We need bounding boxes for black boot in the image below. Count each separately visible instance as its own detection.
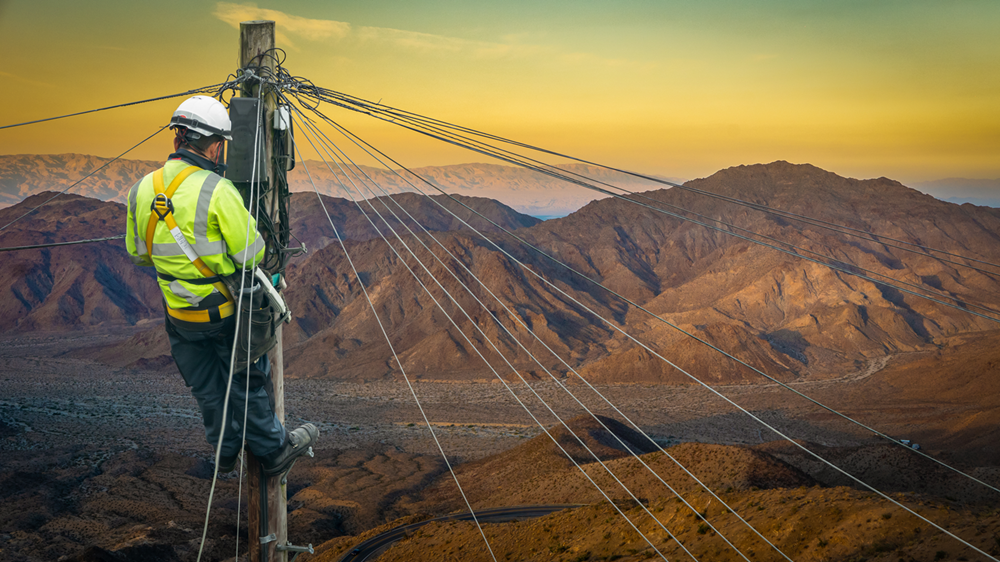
[260,423,318,476]
[217,451,240,473]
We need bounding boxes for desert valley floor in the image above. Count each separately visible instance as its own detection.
[2,330,999,562]
[3,162,1000,561]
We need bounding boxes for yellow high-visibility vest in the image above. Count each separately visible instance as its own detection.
[126,159,266,317]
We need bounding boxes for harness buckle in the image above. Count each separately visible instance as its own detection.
[151,193,174,220]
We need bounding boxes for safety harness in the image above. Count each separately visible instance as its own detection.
[145,166,235,324]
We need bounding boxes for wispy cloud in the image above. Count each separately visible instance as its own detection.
[213,2,350,48]
[212,2,650,69]
[352,25,534,59]
[214,1,528,57]
[0,71,52,87]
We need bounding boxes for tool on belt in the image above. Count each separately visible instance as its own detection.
[145,166,289,371]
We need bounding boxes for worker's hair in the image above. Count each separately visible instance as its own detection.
[175,128,223,152]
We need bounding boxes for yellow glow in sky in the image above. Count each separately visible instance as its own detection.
[0,0,998,183]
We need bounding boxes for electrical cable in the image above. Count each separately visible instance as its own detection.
[0,234,124,252]
[286,101,802,561]
[289,106,778,562]
[0,82,238,130]
[285,97,997,559]
[304,99,1000,325]
[294,86,1000,329]
[292,138,501,562]
[296,97,1000,496]
[310,86,1000,273]
[293,117,678,562]
[0,126,169,233]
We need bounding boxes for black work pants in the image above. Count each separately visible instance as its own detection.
[166,317,285,458]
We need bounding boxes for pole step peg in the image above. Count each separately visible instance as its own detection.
[277,541,315,562]
[276,542,314,554]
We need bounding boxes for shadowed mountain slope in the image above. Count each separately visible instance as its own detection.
[0,190,538,337]
[5,161,1000,388]
[0,193,161,333]
[281,161,1000,382]
[288,191,540,258]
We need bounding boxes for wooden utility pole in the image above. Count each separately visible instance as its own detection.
[239,20,287,562]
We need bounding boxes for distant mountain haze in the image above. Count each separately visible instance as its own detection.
[0,154,678,218]
[908,178,1000,208]
[0,154,159,207]
[3,161,1000,385]
[3,154,996,217]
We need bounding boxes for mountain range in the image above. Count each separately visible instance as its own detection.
[3,159,999,387]
[3,154,996,216]
[0,153,675,217]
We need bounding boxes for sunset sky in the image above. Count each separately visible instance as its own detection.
[0,0,997,183]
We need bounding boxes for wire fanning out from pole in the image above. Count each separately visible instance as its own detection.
[293,138,503,562]
[0,234,125,252]
[313,88,1000,273]
[293,113,691,562]
[7,46,1000,562]
[277,71,999,559]
[287,104,794,562]
[0,126,170,234]
[0,82,242,130]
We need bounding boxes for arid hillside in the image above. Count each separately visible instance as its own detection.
[0,190,537,335]
[0,193,161,333]
[308,415,1000,562]
[277,161,1000,383]
[4,161,1000,387]
[3,336,998,562]
[0,154,159,206]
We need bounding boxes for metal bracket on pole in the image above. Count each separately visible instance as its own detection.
[260,533,278,545]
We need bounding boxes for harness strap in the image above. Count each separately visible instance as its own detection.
[145,166,235,319]
[145,166,199,259]
[157,271,222,285]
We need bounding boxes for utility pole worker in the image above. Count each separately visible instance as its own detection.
[126,95,317,475]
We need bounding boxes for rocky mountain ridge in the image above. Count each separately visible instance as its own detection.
[277,161,1000,382]
[3,161,1000,385]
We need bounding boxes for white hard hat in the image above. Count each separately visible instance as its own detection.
[170,95,233,141]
